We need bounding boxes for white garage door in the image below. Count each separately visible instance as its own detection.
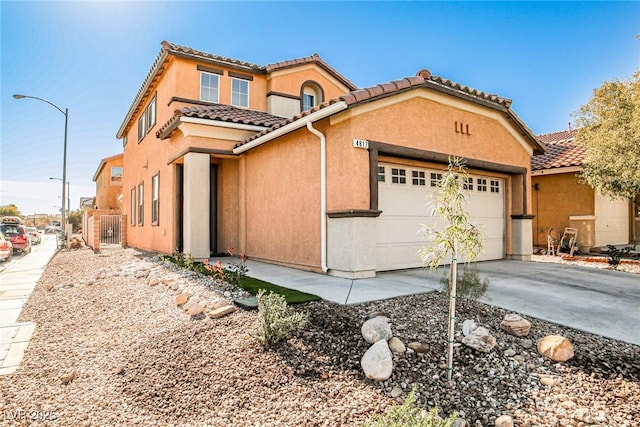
[376,163,505,271]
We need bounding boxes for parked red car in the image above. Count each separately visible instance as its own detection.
[0,231,12,262]
[0,217,31,254]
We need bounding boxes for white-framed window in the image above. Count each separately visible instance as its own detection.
[477,178,487,192]
[200,71,220,103]
[231,78,249,108]
[138,182,144,225]
[412,170,426,186]
[377,166,386,182]
[137,114,146,141]
[110,167,123,186]
[303,93,315,111]
[490,180,500,193]
[430,173,443,187]
[463,177,474,191]
[152,174,159,225]
[137,94,156,141]
[130,188,136,226]
[147,95,156,129]
[391,168,406,184]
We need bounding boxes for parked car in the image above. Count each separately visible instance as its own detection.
[0,231,12,262]
[0,219,31,254]
[26,227,41,245]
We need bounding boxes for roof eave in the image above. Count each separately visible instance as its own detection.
[233,101,348,154]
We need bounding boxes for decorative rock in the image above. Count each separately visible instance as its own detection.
[407,342,429,353]
[388,337,406,353]
[361,340,393,381]
[60,370,78,384]
[504,349,516,357]
[147,277,159,286]
[208,305,237,319]
[175,294,189,306]
[501,313,531,337]
[513,355,525,364]
[494,415,513,427]
[462,319,478,337]
[572,407,593,423]
[390,386,403,398]
[462,326,496,352]
[183,301,196,312]
[210,298,230,309]
[361,317,392,344]
[452,419,468,427]
[540,376,556,386]
[537,335,574,362]
[134,269,149,279]
[520,339,533,349]
[162,278,175,286]
[186,302,204,316]
[96,271,107,280]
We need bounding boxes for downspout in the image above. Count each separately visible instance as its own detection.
[306,121,328,273]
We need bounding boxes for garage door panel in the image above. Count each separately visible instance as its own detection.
[377,163,505,271]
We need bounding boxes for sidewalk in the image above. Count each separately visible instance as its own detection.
[0,235,57,374]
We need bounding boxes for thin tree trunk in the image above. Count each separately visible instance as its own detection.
[447,239,458,382]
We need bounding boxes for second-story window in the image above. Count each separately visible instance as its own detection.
[110,167,123,186]
[231,78,249,108]
[137,94,156,141]
[200,72,220,103]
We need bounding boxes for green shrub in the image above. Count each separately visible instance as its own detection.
[440,264,489,300]
[606,244,636,269]
[250,289,308,349]
[363,390,457,427]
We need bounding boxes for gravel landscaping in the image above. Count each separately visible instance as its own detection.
[1,244,638,426]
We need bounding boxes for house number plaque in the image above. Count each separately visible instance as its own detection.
[353,139,369,149]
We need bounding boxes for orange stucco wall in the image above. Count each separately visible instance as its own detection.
[95,155,123,210]
[235,94,534,270]
[531,173,594,247]
[267,65,353,102]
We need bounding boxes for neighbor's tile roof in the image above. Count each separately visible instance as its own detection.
[531,129,585,170]
[237,70,542,153]
[156,104,285,140]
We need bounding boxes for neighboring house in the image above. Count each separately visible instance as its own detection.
[116,41,543,278]
[531,129,638,251]
[93,153,124,210]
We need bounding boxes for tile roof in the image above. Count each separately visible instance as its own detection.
[266,53,357,91]
[531,129,585,170]
[156,104,285,140]
[117,41,357,138]
[237,70,541,153]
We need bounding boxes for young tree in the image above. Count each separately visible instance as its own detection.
[419,157,484,382]
[573,70,640,200]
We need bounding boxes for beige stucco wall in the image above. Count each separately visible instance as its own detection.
[95,155,123,210]
[531,173,595,247]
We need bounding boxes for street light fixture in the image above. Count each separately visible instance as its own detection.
[13,94,69,237]
[49,177,70,211]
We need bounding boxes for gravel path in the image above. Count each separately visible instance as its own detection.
[1,245,638,426]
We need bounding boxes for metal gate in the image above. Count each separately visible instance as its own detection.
[100,215,121,247]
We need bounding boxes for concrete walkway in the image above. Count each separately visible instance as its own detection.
[0,235,57,374]
[225,257,640,346]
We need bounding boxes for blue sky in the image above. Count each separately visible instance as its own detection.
[1,1,638,216]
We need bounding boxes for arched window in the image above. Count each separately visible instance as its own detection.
[300,81,324,112]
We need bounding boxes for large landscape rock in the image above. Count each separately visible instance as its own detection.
[462,326,496,352]
[361,340,393,381]
[537,335,574,362]
[361,317,392,344]
[501,313,532,337]
[388,336,406,353]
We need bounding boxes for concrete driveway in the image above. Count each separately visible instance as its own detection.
[236,258,640,346]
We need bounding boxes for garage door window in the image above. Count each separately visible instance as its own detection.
[464,177,474,191]
[430,173,442,187]
[491,180,500,193]
[377,166,386,182]
[478,178,487,192]
[391,168,406,184]
[412,170,426,186]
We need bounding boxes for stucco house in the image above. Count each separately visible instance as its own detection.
[531,129,639,252]
[92,153,124,210]
[116,41,544,278]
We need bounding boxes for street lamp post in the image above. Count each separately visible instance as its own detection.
[49,177,70,212]
[13,94,68,237]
